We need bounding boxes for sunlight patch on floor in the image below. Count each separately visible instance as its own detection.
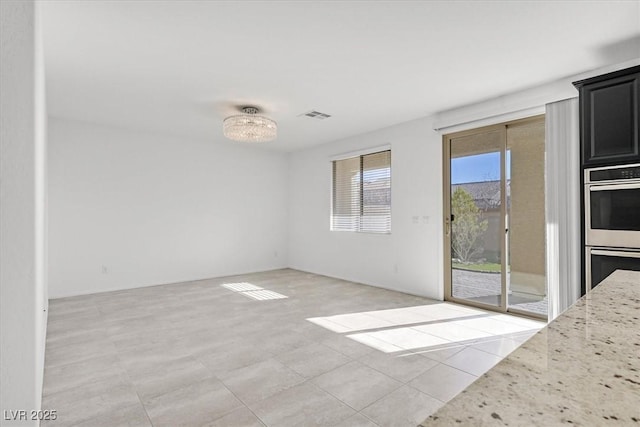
[307,302,544,354]
[221,282,288,301]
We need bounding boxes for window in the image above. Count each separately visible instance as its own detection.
[332,150,391,233]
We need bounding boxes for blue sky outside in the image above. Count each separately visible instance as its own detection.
[451,151,511,184]
[358,152,509,184]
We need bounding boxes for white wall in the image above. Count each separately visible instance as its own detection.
[433,58,640,133]
[288,117,444,299]
[287,59,640,304]
[0,0,48,424]
[48,118,288,298]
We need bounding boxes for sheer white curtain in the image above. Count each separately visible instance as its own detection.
[545,98,581,320]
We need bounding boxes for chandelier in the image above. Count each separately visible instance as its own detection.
[223,107,277,142]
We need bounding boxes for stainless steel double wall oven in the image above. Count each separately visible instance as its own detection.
[584,163,640,289]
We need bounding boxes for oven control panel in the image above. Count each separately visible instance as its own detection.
[588,164,640,182]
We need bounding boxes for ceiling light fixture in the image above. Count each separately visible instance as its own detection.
[223,106,277,143]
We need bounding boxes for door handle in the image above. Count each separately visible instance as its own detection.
[445,217,451,237]
[589,183,640,191]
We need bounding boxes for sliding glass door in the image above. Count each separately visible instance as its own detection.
[443,117,547,318]
[446,128,506,309]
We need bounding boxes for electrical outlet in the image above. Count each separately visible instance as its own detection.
[101,265,108,274]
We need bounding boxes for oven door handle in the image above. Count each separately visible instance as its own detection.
[591,249,640,258]
[589,183,640,191]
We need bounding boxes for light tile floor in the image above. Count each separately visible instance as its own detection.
[42,269,544,427]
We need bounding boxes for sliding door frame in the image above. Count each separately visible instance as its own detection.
[443,115,546,319]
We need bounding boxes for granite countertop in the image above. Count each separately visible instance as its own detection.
[420,269,640,426]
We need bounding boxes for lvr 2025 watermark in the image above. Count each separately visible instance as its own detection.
[3,410,57,421]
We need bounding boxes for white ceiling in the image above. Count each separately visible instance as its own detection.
[41,1,640,151]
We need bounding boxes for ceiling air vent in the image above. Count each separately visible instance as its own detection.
[300,110,332,120]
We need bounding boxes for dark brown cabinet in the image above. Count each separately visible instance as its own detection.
[575,65,640,296]
[574,66,640,166]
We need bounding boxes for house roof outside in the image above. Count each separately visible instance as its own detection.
[451,180,511,210]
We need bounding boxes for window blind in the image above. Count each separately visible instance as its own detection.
[332,150,391,233]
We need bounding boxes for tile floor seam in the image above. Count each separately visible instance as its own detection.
[355,410,382,426]
[279,354,355,381]
[359,385,452,427]
[467,341,519,359]
[411,344,466,363]
[407,324,493,343]
[371,329,457,354]
[304,380,363,425]
[355,353,427,385]
[44,337,154,427]
[135,372,254,425]
[130,384,156,427]
[408,362,480,403]
[310,362,405,414]
[440,360,490,378]
[404,382,447,405]
[111,344,155,427]
[293,379,367,422]
[309,379,365,414]
[318,361,357,380]
[411,386,457,405]
[360,313,496,332]
[191,349,242,395]
[216,358,307,408]
[356,378,408,410]
[194,352,275,383]
[209,381,266,427]
[451,323,536,338]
